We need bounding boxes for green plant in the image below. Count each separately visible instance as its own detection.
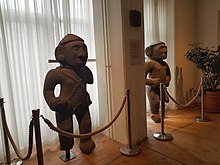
[185,43,220,91]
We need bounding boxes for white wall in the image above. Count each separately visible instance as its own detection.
[107,0,147,144]
[106,0,127,143]
[170,0,220,107]
[93,0,147,144]
[121,0,147,144]
[92,0,110,136]
[93,0,126,142]
[166,0,176,109]
[174,0,199,106]
[92,0,220,144]
[197,0,220,48]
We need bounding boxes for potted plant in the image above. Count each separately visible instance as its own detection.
[185,43,220,112]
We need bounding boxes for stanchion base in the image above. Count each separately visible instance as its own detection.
[60,152,76,162]
[120,144,141,156]
[11,158,22,165]
[0,158,23,165]
[0,160,23,165]
[195,116,210,122]
[153,132,173,141]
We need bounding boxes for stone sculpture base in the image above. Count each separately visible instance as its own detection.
[60,151,76,162]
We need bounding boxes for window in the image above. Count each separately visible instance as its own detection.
[0,0,99,161]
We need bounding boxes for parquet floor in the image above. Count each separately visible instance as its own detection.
[23,105,220,165]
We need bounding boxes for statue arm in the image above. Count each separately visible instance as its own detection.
[146,77,162,86]
[165,64,171,87]
[145,61,161,86]
[43,70,68,111]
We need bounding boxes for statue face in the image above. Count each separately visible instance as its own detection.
[63,41,88,68]
[152,43,167,60]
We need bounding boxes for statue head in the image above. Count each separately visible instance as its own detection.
[55,34,88,68]
[145,41,167,60]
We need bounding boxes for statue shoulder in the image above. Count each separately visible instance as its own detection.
[79,66,93,84]
[80,66,92,74]
[46,67,62,74]
[145,59,158,67]
[161,61,170,68]
[45,67,68,79]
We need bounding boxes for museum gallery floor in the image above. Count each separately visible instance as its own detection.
[24,104,220,165]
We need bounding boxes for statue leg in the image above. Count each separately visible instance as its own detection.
[56,111,76,161]
[75,105,95,155]
[56,111,74,150]
[147,89,161,123]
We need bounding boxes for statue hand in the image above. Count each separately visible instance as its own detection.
[153,78,161,86]
[49,97,68,111]
[165,76,171,87]
[67,89,92,114]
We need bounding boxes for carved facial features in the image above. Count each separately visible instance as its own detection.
[63,41,88,68]
[152,43,167,60]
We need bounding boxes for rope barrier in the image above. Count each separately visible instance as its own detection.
[164,83,201,107]
[0,98,34,163]
[153,79,209,142]
[0,90,128,164]
[2,111,34,161]
[0,80,204,163]
[6,121,34,160]
[0,79,203,163]
[41,90,127,138]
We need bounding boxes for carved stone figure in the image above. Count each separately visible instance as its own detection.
[145,41,171,123]
[43,34,95,159]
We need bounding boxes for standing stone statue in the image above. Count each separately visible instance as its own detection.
[145,41,171,123]
[43,34,95,160]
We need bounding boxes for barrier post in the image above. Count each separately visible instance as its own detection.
[196,78,210,122]
[120,89,141,156]
[0,98,11,164]
[153,84,173,141]
[32,109,44,165]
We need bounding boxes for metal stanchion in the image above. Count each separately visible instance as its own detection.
[0,98,11,164]
[196,78,210,122]
[0,98,23,165]
[32,109,44,165]
[120,89,141,156]
[153,84,173,141]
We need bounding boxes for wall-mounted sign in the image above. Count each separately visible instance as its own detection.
[130,39,142,65]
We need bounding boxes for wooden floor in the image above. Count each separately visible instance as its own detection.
[23,105,220,165]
